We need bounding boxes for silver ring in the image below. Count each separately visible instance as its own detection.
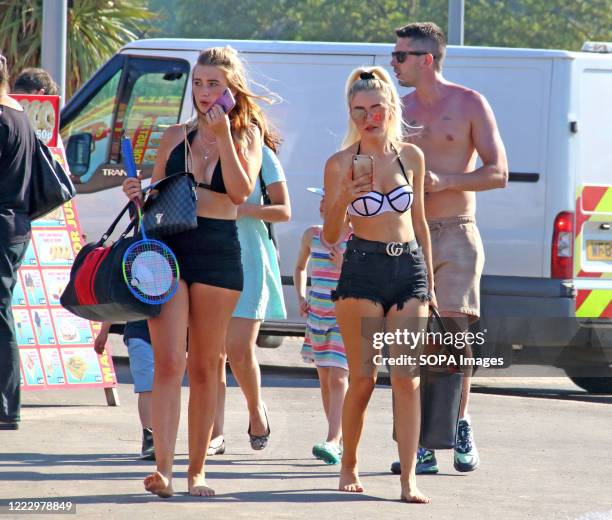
[385,242,403,256]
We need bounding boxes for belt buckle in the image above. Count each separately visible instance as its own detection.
[385,241,403,256]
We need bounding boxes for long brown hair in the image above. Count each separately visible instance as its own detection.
[191,46,280,153]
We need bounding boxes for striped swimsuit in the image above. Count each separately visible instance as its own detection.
[301,227,350,370]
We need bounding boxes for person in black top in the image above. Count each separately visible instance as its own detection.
[122,47,275,498]
[0,53,37,430]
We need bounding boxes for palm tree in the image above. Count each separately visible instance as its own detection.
[0,0,156,98]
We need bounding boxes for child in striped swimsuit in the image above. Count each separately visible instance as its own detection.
[294,189,351,464]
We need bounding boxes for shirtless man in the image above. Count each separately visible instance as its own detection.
[389,22,508,475]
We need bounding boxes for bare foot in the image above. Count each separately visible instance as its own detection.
[188,474,215,497]
[339,466,364,492]
[143,471,173,498]
[400,479,430,504]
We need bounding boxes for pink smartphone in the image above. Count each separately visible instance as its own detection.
[211,88,236,114]
[352,154,373,180]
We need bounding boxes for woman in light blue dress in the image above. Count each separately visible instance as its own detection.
[209,145,290,454]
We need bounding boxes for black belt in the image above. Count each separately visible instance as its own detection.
[348,236,419,257]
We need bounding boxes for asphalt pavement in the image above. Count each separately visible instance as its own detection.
[1,337,612,520]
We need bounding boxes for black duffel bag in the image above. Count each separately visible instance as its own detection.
[60,201,161,322]
[419,308,464,450]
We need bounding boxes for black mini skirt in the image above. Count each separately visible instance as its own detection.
[163,216,243,291]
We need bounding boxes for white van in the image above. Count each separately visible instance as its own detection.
[60,39,612,392]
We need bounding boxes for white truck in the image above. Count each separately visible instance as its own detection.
[60,39,612,392]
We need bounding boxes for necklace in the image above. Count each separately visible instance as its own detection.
[198,130,217,160]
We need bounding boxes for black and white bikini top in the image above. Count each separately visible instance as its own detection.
[347,143,413,217]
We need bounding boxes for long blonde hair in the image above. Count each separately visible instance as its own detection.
[190,46,279,153]
[341,66,404,149]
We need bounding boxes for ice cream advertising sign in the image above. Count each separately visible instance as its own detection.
[16,199,117,391]
[9,96,117,391]
[11,93,60,146]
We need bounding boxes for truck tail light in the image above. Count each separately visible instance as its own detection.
[551,211,574,279]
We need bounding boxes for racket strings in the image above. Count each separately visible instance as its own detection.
[124,241,179,303]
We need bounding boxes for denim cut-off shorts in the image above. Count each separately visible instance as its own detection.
[331,235,430,315]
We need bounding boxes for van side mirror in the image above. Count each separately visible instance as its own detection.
[66,132,92,177]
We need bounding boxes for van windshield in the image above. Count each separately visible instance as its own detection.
[61,56,189,194]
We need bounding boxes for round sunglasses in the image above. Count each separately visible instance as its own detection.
[350,106,387,124]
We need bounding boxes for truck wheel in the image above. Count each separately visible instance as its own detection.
[256,334,283,349]
[567,375,612,394]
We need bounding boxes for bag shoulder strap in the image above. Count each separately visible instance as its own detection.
[99,200,137,245]
[184,124,193,174]
[259,168,270,205]
[429,307,460,356]
[257,167,275,241]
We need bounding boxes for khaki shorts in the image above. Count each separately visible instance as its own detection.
[428,216,485,321]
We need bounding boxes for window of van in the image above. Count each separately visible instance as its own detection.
[116,59,189,169]
[61,56,190,194]
[61,67,121,185]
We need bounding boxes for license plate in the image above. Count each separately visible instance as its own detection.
[586,240,612,261]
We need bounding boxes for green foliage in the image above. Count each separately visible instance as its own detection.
[147,0,611,50]
[0,0,156,97]
[465,0,612,49]
[0,1,41,70]
[68,0,156,95]
[1,0,610,100]
[147,0,436,42]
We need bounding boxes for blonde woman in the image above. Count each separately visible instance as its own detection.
[323,67,435,503]
[123,47,271,498]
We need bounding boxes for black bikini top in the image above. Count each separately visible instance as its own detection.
[165,129,227,194]
[348,143,413,217]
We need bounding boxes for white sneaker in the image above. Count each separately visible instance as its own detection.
[207,435,226,456]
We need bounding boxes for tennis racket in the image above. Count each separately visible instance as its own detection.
[121,134,180,305]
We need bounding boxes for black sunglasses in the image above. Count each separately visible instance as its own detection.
[391,50,434,64]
